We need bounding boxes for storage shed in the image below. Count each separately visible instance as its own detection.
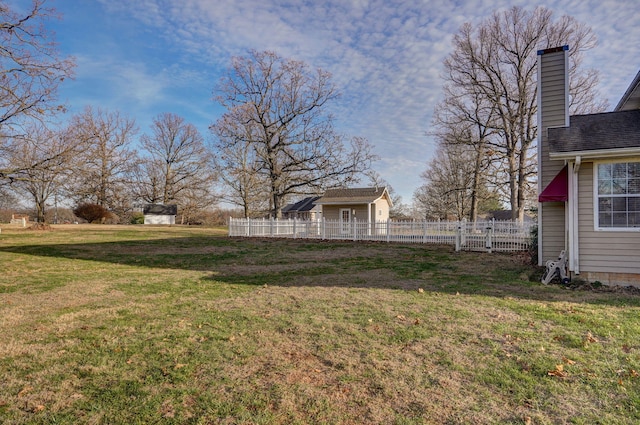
[143,204,177,225]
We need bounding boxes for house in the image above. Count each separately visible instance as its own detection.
[537,45,640,286]
[315,187,392,234]
[143,204,177,225]
[281,196,321,220]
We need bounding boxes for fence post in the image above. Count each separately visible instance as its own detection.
[455,221,461,251]
[353,218,357,241]
[386,219,390,243]
[423,220,428,244]
[322,217,326,239]
[485,220,493,253]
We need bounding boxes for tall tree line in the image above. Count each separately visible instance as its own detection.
[415,6,607,221]
[1,3,377,223]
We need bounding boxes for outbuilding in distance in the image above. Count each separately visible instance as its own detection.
[143,204,178,225]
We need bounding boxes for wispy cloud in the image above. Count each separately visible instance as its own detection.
[64,0,640,202]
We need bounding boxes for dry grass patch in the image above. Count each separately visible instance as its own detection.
[1,226,640,424]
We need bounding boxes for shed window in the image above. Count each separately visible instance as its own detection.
[596,162,640,229]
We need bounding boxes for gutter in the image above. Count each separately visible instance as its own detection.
[550,147,640,161]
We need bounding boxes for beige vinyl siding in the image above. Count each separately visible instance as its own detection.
[577,163,640,275]
[374,199,390,221]
[539,51,568,129]
[321,206,340,221]
[538,49,568,262]
[321,205,369,221]
[351,206,369,221]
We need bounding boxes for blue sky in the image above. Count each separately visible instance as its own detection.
[19,0,640,204]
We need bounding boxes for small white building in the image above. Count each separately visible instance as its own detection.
[143,204,177,225]
[315,187,392,235]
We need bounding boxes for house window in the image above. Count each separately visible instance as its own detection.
[596,162,640,229]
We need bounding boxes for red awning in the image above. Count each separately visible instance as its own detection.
[539,165,568,202]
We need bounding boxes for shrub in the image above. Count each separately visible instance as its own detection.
[130,212,144,224]
[528,225,538,265]
[73,203,113,223]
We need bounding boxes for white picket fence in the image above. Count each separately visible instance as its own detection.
[228,218,535,253]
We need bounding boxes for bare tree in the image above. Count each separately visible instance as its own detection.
[136,113,216,217]
[414,142,481,221]
[130,158,163,204]
[442,6,606,221]
[431,85,498,222]
[211,115,269,217]
[211,50,377,218]
[5,124,77,222]
[0,0,75,183]
[364,170,409,219]
[66,106,138,218]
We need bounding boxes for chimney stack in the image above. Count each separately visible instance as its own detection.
[537,45,569,266]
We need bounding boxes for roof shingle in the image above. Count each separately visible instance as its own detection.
[315,187,388,204]
[548,109,640,153]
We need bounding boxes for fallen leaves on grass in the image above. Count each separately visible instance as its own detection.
[17,386,33,397]
[585,332,599,344]
[548,364,567,378]
[548,356,578,378]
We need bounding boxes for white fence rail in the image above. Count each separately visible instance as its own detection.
[229,218,535,253]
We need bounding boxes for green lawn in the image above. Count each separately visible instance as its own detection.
[1,224,639,424]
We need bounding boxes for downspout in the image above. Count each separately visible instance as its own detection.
[566,160,571,269]
[572,156,581,274]
[536,54,544,266]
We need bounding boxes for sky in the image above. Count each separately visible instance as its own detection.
[17,0,640,205]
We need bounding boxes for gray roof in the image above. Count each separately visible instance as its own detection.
[615,69,640,111]
[315,187,389,205]
[548,109,640,154]
[143,204,177,215]
[282,196,320,213]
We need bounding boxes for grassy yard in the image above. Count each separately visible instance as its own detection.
[1,224,639,424]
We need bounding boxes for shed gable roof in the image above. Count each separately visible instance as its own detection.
[548,109,640,155]
[315,187,391,205]
[143,204,178,215]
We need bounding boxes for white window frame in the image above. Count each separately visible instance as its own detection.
[593,160,640,231]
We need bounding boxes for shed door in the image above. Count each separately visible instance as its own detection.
[340,208,351,234]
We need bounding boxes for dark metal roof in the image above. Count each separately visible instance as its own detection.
[143,204,178,215]
[547,109,640,153]
[282,196,320,213]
